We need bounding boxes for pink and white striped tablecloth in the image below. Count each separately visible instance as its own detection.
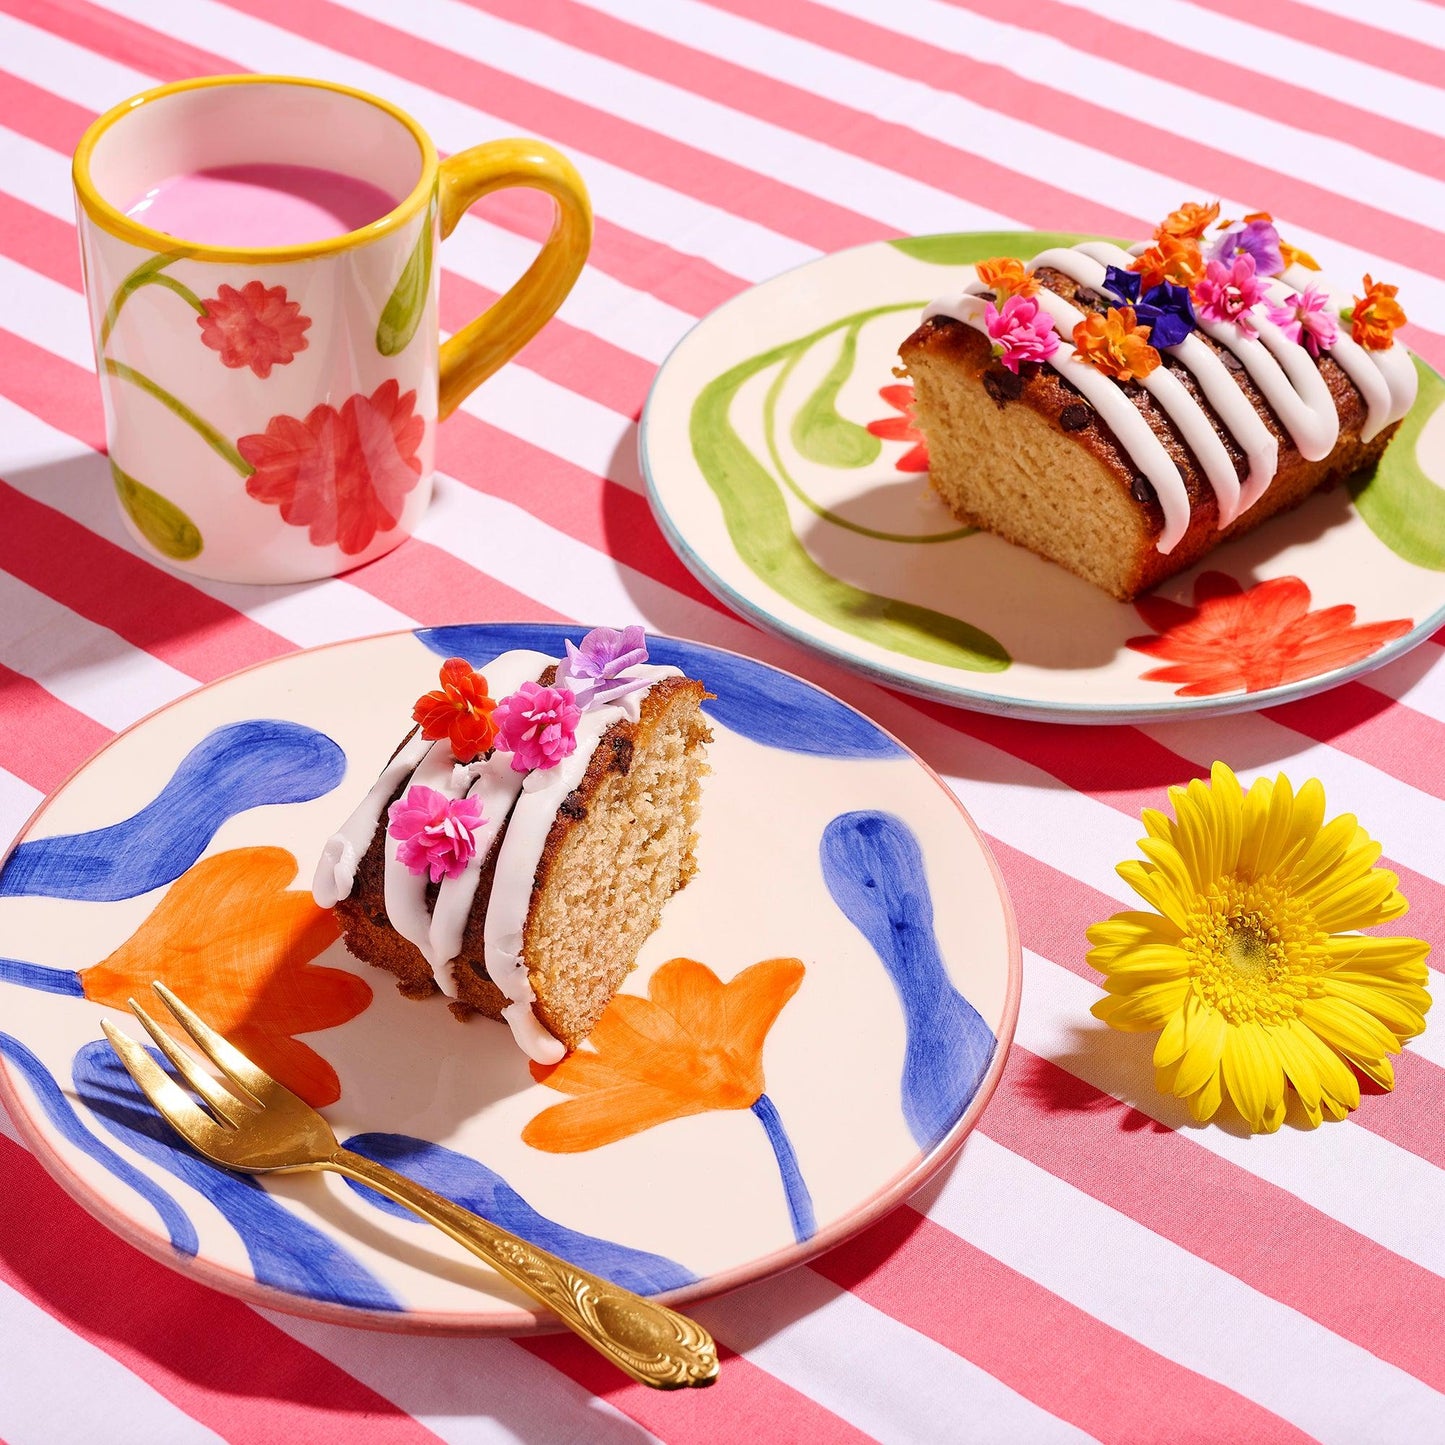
[2,1,1444,1440]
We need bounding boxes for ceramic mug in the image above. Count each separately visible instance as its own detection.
[72,74,592,583]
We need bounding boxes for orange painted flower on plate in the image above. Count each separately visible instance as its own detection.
[524,955,805,1152]
[1128,572,1413,698]
[80,847,367,1107]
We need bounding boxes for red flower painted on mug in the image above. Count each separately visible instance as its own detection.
[866,384,929,472]
[238,380,425,555]
[1128,572,1412,697]
[197,281,311,379]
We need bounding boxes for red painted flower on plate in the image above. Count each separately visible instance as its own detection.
[197,281,311,379]
[1128,572,1412,697]
[866,384,929,472]
[238,379,425,555]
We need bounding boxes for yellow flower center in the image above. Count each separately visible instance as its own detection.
[1183,875,1327,1025]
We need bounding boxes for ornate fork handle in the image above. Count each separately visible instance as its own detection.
[330,1149,718,1387]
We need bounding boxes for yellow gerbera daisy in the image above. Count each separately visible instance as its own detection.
[1087,761,1431,1133]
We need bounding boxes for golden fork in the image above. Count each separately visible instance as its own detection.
[102,982,719,1389]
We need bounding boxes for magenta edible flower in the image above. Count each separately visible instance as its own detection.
[494,681,582,773]
[387,786,485,883]
[1266,284,1339,358]
[1193,255,1270,337]
[984,294,1059,374]
[559,625,651,709]
[1211,219,1283,278]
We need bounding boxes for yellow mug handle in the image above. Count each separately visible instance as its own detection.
[435,138,592,421]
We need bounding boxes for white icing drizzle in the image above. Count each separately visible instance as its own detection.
[483,663,680,1064]
[312,729,432,908]
[921,237,1415,547]
[1078,242,1279,518]
[1032,246,1243,530]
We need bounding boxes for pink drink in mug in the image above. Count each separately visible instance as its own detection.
[74,75,592,584]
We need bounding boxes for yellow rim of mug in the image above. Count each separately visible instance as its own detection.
[73,73,438,262]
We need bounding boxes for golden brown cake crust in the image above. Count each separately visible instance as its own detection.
[899,266,1400,600]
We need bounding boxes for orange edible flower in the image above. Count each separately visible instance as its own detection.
[1279,238,1320,271]
[1130,233,1205,290]
[1351,274,1407,350]
[80,848,364,1107]
[1155,199,1219,241]
[1242,210,1273,225]
[412,657,498,761]
[524,955,805,1151]
[1072,306,1161,382]
[974,255,1038,302]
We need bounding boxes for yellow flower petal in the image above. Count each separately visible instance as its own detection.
[1321,976,1428,1042]
[1184,1063,1224,1123]
[1172,1005,1228,1096]
[1311,870,1408,933]
[1091,979,1191,1030]
[1298,995,1400,1065]
[1220,1021,1285,1132]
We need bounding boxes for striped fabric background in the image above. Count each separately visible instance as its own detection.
[1,1,1443,1440]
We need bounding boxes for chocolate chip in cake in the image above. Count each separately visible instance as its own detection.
[983,366,1023,405]
[1131,477,1157,505]
[1059,402,1093,432]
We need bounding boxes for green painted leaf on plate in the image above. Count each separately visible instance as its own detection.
[111,462,203,560]
[690,305,1010,674]
[789,323,881,469]
[376,203,435,357]
[1351,357,1445,570]
[888,231,1120,267]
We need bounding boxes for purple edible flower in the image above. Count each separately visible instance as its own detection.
[1211,220,1283,279]
[1136,281,1198,348]
[1103,268,1196,349]
[558,624,652,709]
[1102,265,1141,307]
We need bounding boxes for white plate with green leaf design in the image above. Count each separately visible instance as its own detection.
[640,232,1445,721]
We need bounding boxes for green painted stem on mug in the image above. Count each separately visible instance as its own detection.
[763,336,973,545]
[110,461,204,561]
[1350,357,1445,570]
[690,303,1010,674]
[99,251,203,347]
[104,358,253,477]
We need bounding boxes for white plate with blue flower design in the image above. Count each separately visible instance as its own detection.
[640,231,1445,722]
[0,625,1019,1333]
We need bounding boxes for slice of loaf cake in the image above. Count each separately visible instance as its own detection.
[313,629,711,1063]
[900,209,1416,600]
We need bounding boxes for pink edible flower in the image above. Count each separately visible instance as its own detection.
[387,786,485,883]
[1265,284,1339,358]
[983,294,1059,374]
[1193,255,1269,337]
[494,681,582,773]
